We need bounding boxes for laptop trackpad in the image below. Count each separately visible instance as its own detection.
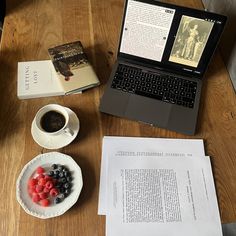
[125,95,171,127]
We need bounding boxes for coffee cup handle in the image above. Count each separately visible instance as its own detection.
[64,127,74,136]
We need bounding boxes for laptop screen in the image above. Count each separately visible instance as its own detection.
[118,0,226,77]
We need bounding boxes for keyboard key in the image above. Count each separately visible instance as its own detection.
[189,103,194,108]
[112,64,197,109]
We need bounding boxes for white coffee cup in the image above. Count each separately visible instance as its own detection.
[34,104,74,136]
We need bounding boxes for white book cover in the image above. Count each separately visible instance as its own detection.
[17,60,65,99]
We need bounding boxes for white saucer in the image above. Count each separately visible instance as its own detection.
[16,152,83,219]
[31,107,80,149]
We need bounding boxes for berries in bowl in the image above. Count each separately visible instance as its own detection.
[16,152,83,219]
[28,164,74,207]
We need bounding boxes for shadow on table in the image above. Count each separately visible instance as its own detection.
[222,223,236,236]
[64,104,99,209]
[195,52,226,135]
[85,43,115,86]
[68,153,96,210]
[0,49,22,144]
[6,0,31,14]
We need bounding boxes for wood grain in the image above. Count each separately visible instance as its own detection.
[0,0,236,235]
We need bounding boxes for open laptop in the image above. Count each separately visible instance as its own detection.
[99,0,226,135]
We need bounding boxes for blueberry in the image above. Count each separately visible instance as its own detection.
[54,170,59,175]
[66,176,73,182]
[58,165,63,171]
[53,174,59,179]
[64,171,71,177]
[52,164,58,170]
[62,167,68,172]
[48,170,54,177]
[60,177,67,183]
[58,172,64,178]
[55,182,62,188]
[64,182,71,189]
[60,187,65,193]
[54,197,61,204]
[58,193,65,200]
[65,188,71,196]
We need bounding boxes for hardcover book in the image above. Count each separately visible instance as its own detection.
[17,60,65,99]
[48,41,100,94]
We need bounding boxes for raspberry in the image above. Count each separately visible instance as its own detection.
[43,187,50,193]
[40,199,50,207]
[38,178,47,186]
[45,181,54,190]
[28,178,38,187]
[28,186,37,196]
[39,192,48,199]
[36,166,45,174]
[36,174,45,180]
[35,185,44,193]
[44,175,52,181]
[50,188,59,197]
[32,194,41,203]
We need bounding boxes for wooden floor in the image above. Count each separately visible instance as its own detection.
[0,0,236,235]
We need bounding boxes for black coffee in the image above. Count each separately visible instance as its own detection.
[40,111,66,133]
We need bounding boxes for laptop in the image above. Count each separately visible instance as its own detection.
[99,0,226,135]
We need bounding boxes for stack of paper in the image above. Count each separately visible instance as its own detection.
[98,136,222,236]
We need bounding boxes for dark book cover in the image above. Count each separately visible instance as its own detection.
[48,41,100,94]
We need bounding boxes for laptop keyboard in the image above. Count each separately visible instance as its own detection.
[111,64,197,109]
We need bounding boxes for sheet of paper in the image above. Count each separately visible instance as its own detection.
[106,156,222,236]
[98,136,205,215]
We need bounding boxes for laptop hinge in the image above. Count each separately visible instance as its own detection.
[117,56,201,80]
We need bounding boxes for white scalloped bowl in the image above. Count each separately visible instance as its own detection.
[16,152,83,219]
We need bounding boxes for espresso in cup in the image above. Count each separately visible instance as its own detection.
[40,110,66,133]
[34,104,74,136]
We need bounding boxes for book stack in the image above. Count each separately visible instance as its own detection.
[98,136,223,236]
[17,41,100,99]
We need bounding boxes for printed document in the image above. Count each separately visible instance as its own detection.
[106,155,222,236]
[98,136,205,215]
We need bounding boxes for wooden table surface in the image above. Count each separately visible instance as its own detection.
[0,0,236,235]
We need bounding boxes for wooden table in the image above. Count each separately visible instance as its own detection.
[0,0,235,235]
